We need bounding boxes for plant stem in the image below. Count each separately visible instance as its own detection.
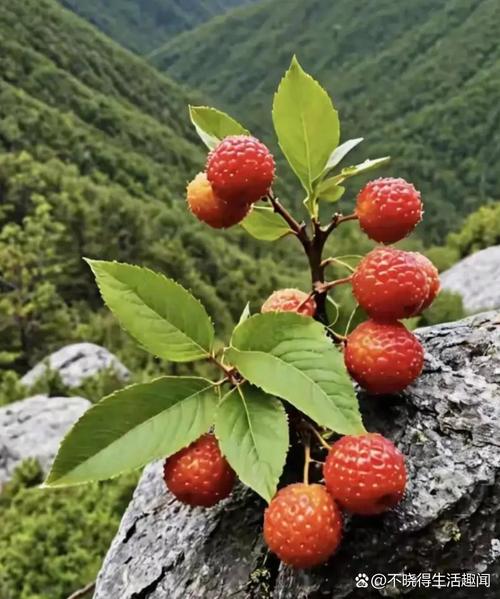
[305,422,332,451]
[209,354,238,385]
[303,437,311,485]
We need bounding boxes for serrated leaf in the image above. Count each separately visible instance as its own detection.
[317,178,345,203]
[86,260,214,362]
[323,138,363,173]
[240,206,292,241]
[272,56,340,195]
[226,313,365,435]
[333,156,391,184]
[189,105,249,150]
[45,377,217,486]
[215,384,288,502]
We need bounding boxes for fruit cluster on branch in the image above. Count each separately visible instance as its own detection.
[46,56,441,571]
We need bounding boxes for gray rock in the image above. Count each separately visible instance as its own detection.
[94,312,500,599]
[0,394,90,487]
[440,246,500,313]
[21,342,130,389]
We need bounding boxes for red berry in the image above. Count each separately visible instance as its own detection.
[187,172,250,228]
[206,135,275,203]
[356,178,423,243]
[261,288,316,317]
[413,253,440,310]
[324,433,407,515]
[264,483,342,568]
[352,247,430,320]
[344,320,424,394]
[163,434,235,507]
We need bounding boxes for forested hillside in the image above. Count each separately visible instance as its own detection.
[0,0,307,374]
[60,0,256,54]
[154,0,500,243]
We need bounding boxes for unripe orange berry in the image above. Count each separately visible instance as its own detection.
[261,288,316,317]
[187,172,251,228]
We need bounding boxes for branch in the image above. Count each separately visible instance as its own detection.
[323,212,358,235]
[315,275,353,293]
[267,191,308,242]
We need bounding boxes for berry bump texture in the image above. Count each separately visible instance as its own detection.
[413,252,440,310]
[187,172,250,229]
[344,320,424,394]
[163,434,235,507]
[356,177,423,243]
[324,433,407,515]
[261,288,316,317]
[352,247,431,320]
[206,135,275,204]
[264,483,343,568]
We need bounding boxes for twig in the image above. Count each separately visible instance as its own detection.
[321,257,356,273]
[344,303,360,336]
[303,435,311,485]
[337,212,358,225]
[66,582,96,599]
[208,354,239,386]
[304,422,332,451]
[315,275,353,294]
[267,191,308,241]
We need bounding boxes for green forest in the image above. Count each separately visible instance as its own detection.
[0,0,498,597]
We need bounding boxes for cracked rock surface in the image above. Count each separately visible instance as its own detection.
[21,342,130,389]
[94,312,500,598]
[0,394,90,486]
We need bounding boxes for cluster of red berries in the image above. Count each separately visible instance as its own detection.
[163,431,407,569]
[187,135,275,228]
[262,178,440,395]
[181,136,436,569]
[347,178,440,394]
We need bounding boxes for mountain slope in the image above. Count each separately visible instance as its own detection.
[60,0,257,54]
[0,0,307,354]
[153,0,500,242]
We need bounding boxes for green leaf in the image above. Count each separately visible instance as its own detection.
[324,138,363,172]
[238,302,252,325]
[226,313,365,435]
[86,260,214,362]
[272,56,340,195]
[45,377,217,486]
[317,178,345,203]
[189,105,249,150]
[215,384,288,502]
[333,156,391,184]
[240,206,292,241]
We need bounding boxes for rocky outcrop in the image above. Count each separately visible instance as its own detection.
[441,246,500,313]
[94,312,500,598]
[21,342,130,389]
[0,394,90,486]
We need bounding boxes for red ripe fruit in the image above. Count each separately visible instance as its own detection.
[356,177,423,243]
[206,135,275,204]
[163,434,235,507]
[352,247,430,320]
[324,433,407,515]
[187,172,250,229]
[261,288,316,317]
[413,253,440,310]
[264,483,343,568]
[344,320,424,394]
